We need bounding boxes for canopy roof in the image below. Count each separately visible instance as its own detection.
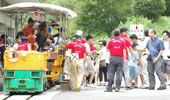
[0,2,77,18]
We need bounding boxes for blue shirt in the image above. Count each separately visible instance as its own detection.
[128,50,139,67]
[146,37,165,61]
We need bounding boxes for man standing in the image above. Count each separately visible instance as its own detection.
[145,29,166,90]
[105,30,126,92]
[22,18,35,36]
[84,34,96,87]
[161,30,170,85]
[61,34,87,90]
[120,27,135,89]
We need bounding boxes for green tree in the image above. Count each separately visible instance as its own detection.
[132,0,166,20]
[77,0,133,36]
[164,0,170,16]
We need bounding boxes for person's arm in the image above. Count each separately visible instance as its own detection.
[123,49,126,65]
[95,52,103,62]
[153,50,163,64]
[129,47,136,62]
[138,51,143,67]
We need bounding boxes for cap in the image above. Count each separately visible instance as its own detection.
[74,35,81,38]
[76,30,83,36]
[21,36,28,40]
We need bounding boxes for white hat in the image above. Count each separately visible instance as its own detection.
[76,30,83,36]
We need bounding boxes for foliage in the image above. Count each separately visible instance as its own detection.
[117,16,170,37]
[77,0,133,36]
[132,0,166,20]
[164,0,170,16]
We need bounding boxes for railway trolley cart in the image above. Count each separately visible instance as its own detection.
[0,2,77,93]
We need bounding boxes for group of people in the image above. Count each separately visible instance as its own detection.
[0,18,63,76]
[0,17,170,93]
[62,27,170,92]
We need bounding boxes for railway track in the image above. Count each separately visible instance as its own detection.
[0,86,61,100]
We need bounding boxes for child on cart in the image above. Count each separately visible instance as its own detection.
[17,36,31,51]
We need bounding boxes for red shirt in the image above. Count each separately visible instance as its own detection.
[107,37,126,57]
[18,42,31,51]
[65,41,86,59]
[81,38,87,44]
[90,44,97,51]
[120,34,132,60]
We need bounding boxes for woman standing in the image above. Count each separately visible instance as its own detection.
[36,22,49,51]
[95,40,107,86]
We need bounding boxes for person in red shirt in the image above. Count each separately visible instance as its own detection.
[22,18,35,36]
[18,36,31,51]
[104,29,126,92]
[90,44,97,60]
[120,27,136,90]
[61,34,87,90]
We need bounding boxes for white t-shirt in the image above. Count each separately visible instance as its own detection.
[143,37,150,49]
[162,41,170,60]
[84,43,91,52]
[13,43,19,50]
[105,52,110,64]
[98,47,107,61]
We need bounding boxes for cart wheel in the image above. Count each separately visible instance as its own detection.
[47,80,52,89]
[55,80,60,85]
[51,81,56,87]
[43,82,47,91]
[9,92,17,95]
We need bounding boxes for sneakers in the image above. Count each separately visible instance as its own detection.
[157,87,166,90]
[125,86,133,90]
[115,88,120,92]
[149,87,155,90]
[80,86,86,90]
[87,84,96,88]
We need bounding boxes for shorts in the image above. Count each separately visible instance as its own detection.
[161,60,170,74]
[85,57,96,75]
[129,66,138,79]
[137,66,144,75]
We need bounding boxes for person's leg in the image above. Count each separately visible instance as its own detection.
[155,59,166,88]
[142,58,149,87]
[96,72,99,84]
[106,57,116,91]
[86,58,96,84]
[140,74,144,88]
[130,78,133,86]
[147,61,156,88]
[99,67,103,85]
[165,60,170,85]
[135,77,138,88]
[77,60,85,88]
[161,60,167,81]
[123,61,131,88]
[115,57,123,89]
[104,67,107,85]
[69,61,76,89]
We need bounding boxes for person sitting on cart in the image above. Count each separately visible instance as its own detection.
[28,28,39,50]
[42,42,55,74]
[22,18,35,37]
[48,20,59,36]
[13,32,24,50]
[17,36,31,51]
